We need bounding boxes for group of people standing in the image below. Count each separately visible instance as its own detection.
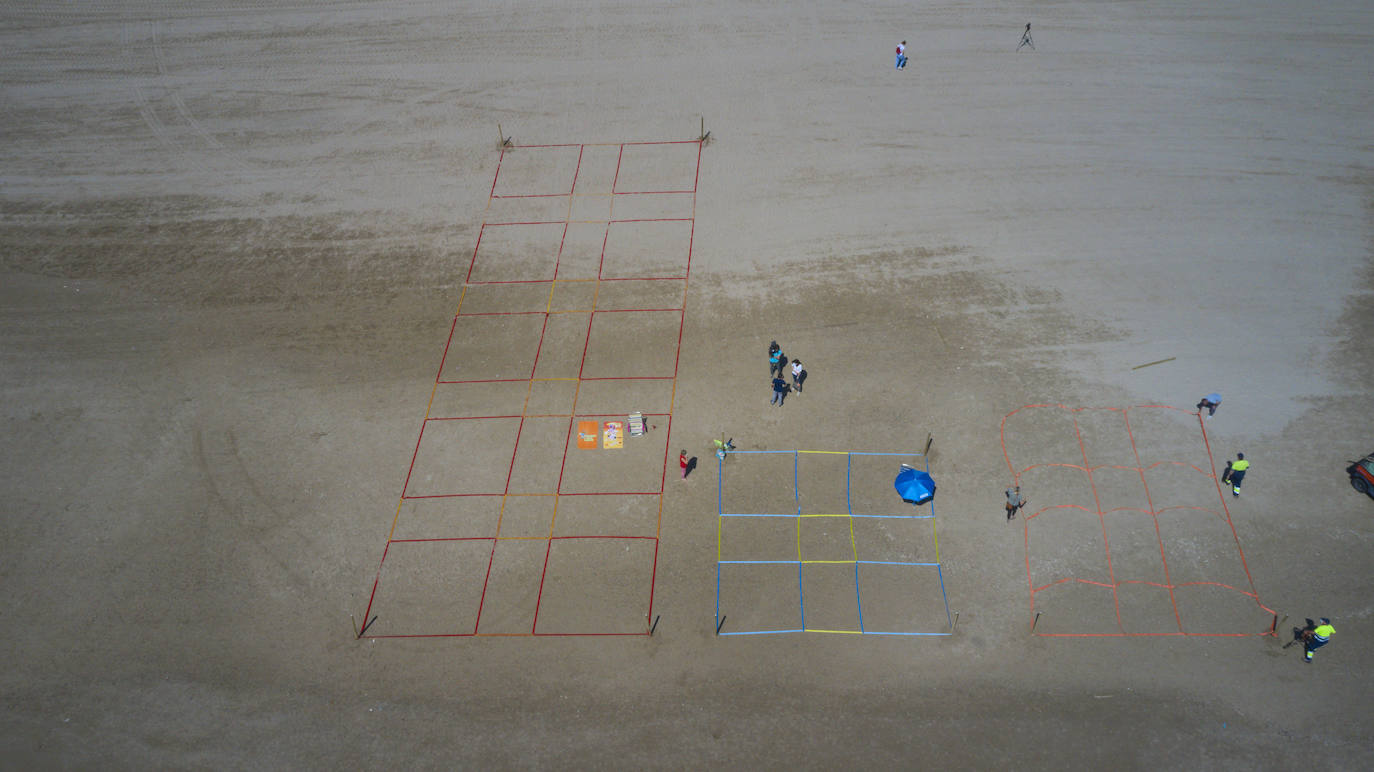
[768,341,807,406]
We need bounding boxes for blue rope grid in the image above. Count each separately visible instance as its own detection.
[715,450,952,636]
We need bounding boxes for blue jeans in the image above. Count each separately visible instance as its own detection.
[895,54,907,69]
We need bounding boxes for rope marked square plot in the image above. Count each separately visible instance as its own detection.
[581,310,682,379]
[720,452,801,516]
[523,380,577,417]
[846,453,927,516]
[569,194,612,223]
[557,418,670,494]
[719,516,798,563]
[551,493,660,538]
[611,192,696,222]
[533,538,656,634]
[492,145,581,198]
[554,223,610,280]
[404,418,521,498]
[428,381,529,420]
[508,417,574,494]
[800,563,863,633]
[457,283,557,316]
[494,494,557,539]
[856,563,953,635]
[362,138,700,639]
[485,195,571,227]
[796,452,852,517]
[852,516,935,563]
[799,517,857,563]
[475,538,550,634]
[366,539,493,637]
[600,220,692,279]
[529,312,592,380]
[438,314,546,383]
[717,562,804,635]
[571,378,674,416]
[715,451,952,637]
[392,496,503,541]
[569,145,621,193]
[590,278,686,312]
[613,142,701,194]
[548,280,598,312]
[1003,404,1273,638]
[468,222,565,284]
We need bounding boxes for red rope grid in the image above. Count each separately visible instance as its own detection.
[1001,403,1275,637]
[360,139,702,638]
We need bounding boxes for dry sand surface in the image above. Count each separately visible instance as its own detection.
[3,0,1373,767]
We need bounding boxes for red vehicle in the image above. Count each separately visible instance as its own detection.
[1349,453,1374,499]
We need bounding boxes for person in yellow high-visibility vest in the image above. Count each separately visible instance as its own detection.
[1229,453,1249,497]
[1303,618,1335,663]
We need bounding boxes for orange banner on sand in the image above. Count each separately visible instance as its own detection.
[577,421,598,449]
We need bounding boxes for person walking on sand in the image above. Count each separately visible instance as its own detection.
[790,359,805,393]
[1302,618,1335,663]
[1228,452,1249,496]
[771,376,789,406]
[1197,392,1222,417]
[1005,485,1028,520]
[895,40,908,70]
[769,345,785,377]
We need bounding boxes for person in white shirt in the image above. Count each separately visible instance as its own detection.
[790,360,806,392]
[895,41,908,70]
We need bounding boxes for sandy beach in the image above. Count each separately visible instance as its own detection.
[2,0,1372,766]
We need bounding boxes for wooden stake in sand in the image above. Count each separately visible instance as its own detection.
[699,116,710,143]
[357,615,378,637]
[498,124,512,148]
[1131,356,1176,371]
[1031,611,1042,633]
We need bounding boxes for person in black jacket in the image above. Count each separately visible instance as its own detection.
[771,376,789,406]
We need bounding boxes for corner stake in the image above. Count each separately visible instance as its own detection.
[357,615,378,638]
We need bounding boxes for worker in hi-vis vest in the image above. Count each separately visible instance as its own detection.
[1303,618,1335,663]
[1229,453,1249,497]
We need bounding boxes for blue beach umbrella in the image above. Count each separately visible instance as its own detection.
[894,465,936,505]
